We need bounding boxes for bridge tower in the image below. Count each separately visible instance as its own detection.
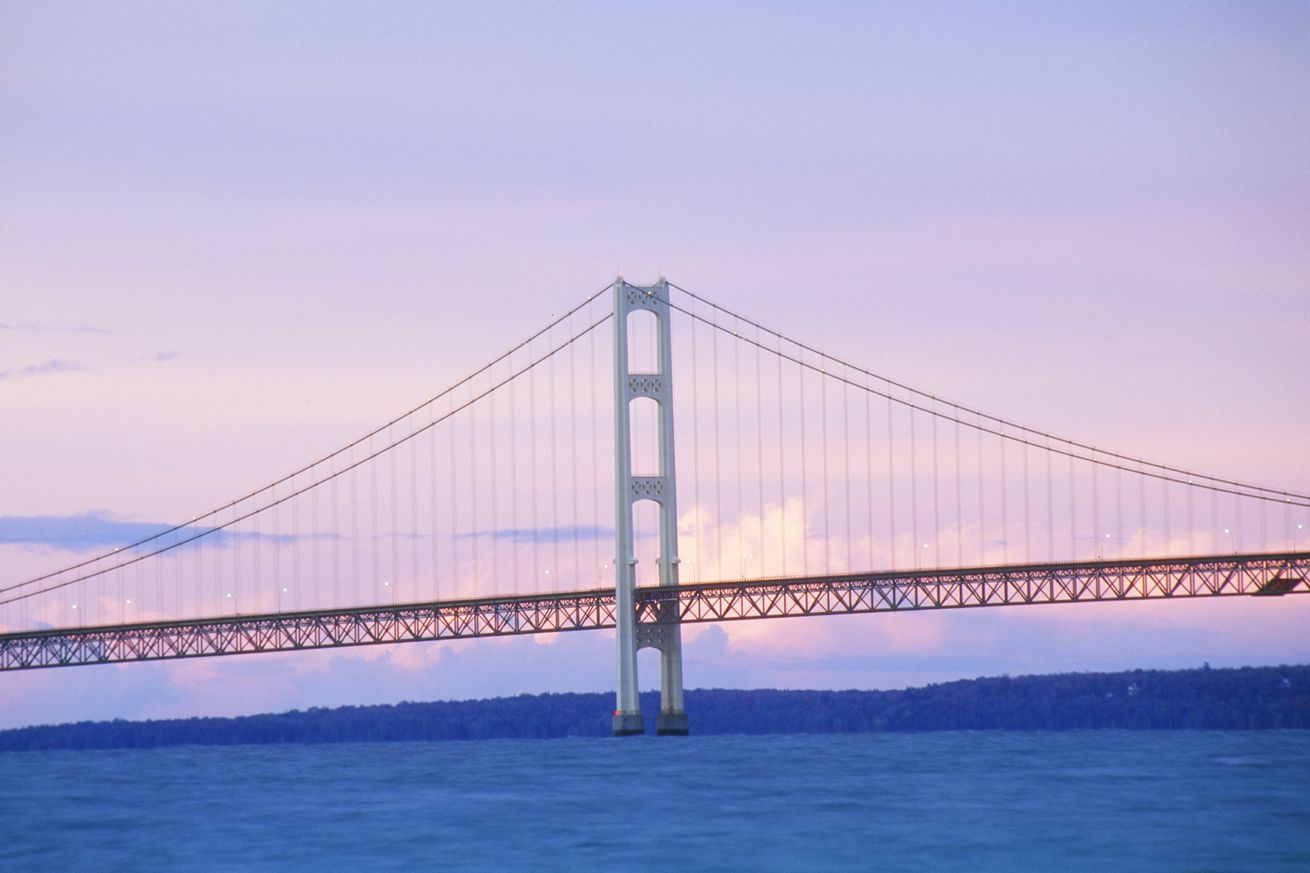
[612,277,688,736]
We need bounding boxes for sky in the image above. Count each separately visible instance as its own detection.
[2,1,1309,729]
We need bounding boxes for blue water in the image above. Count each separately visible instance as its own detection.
[3,731,1308,871]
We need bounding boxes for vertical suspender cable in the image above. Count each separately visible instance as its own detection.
[331,456,340,607]
[429,402,438,601]
[371,434,380,599]
[1022,440,1030,563]
[390,426,398,601]
[1210,487,1217,554]
[529,351,538,592]
[820,355,830,574]
[590,322,600,581]
[1282,492,1290,551]
[976,414,985,562]
[467,408,478,599]
[1260,499,1267,551]
[1138,466,1146,556]
[311,464,319,608]
[843,369,852,571]
[691,313,702,578]
[233,497,242,615]
[734,321,743,574]
[931,400,940,569]
[351,456,360,606]
[214,494,222,614]
[549,341,558,591]
[160,524,170,618]
[778,334,787,574]
[1045,438,1053,562]
[1091,449,1099,555]
[887,392,897,569]
[713,316,723,577]
[998,430,1007,564]
[490,389,499,595]
[1234,492,1242,552]
[1116,466,1123,559]
[756,325,765,576]
[570,332,579,587]
[410,421,419,597]
[1186,482,1194,555]
[429,406,440,602]
[449,407,459,597]
[955,414,963,566]
[509,372,518,591]
[138,538,146,620]
[234,495,242,610]
[867,375,875,568]
[272,484,280,610]
[1162,476,1171,555]
[798,345,808,574]
[909,401,918,568]
[1067,442,1076,560]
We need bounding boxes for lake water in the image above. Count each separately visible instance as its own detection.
[3,730,1308,871]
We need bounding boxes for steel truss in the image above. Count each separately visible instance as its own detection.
[2,551,1307,671]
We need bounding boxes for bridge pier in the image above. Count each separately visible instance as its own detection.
[612,277,688,736]
[655,623,689,736]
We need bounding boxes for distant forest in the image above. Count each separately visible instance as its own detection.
[3,664,1307,751]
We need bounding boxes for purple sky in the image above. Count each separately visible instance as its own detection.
[2,2,1308,729]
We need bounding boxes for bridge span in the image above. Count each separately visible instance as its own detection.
[5,551,1305,671]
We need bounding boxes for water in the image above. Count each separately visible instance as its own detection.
[3,731,1308,871]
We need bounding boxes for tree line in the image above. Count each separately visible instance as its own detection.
[2,663,1306,751]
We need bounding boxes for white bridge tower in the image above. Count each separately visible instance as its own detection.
[612,277,688,736]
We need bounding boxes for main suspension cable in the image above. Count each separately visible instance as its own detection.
[2,283,616,595]
[662,285,1309,508]
[1,311,614,605]
[667,281,1307,505]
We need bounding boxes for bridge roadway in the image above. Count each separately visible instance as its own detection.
[2,551,1307,671]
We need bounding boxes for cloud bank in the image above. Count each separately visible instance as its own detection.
[0,512,330,551]
[0,359,87,382]
[459,525,613,543]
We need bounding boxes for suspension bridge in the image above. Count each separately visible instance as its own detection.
[2,279,1307,734]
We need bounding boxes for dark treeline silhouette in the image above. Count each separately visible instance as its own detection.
[3,664,1307,751]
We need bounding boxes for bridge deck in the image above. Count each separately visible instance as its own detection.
[2,551,1307,671]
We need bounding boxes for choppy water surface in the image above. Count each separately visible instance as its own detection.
[3,730,1308,871]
